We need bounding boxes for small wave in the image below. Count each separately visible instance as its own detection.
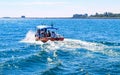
[0,53,35,64]
[91,41,120,56]
[96,41,120,46]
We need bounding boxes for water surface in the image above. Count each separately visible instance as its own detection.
[0,19,120,75]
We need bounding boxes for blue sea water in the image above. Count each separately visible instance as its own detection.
[0,18,120,75]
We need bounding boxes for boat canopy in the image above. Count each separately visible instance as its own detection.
[36,25,58,30]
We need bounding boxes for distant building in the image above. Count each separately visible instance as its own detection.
[21,16,25,18]
[72,14,88,18]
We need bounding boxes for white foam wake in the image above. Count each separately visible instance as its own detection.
[20,30,106,51]
[20,30,120,56]
[43,39,106,51]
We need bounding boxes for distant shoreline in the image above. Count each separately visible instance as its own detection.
[0,17,120,19]
[1,12,120,19]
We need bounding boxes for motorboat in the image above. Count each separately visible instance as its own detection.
[35,25,64,43]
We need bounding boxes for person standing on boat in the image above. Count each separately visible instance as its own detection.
[35,29,41,38]
[47,30,51,37]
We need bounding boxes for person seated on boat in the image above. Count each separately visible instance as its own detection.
[51,31,56,38]
[47,30,51,37]
[44,32,48,37]
[40,29,47,37]
[36,29,45,38]
[44,28,48,37]
[40,31,45,38]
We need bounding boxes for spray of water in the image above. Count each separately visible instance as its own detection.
[20,30,44,44]
[20,30,106,51]
[20,30,120,56]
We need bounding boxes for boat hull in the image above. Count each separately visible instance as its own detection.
[35,37,64,43]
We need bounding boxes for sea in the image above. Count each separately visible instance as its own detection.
[0,18,120,75]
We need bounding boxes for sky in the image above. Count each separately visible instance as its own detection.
[0,0,120,17]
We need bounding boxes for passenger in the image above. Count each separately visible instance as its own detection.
[51,31,56,38]
[38,29,41,38]
[44,28,47,33]
[40,31,44,38]
[44,31,47,37]
[47,30,51,37]
[35,29,41,38]
[42,28,46,37]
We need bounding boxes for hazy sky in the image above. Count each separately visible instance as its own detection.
[0,0,120,17]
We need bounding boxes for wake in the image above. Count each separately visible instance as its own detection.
[20,30,120,56]
[20,30,106,51]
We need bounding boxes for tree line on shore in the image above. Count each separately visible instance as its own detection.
[72,12,120,18]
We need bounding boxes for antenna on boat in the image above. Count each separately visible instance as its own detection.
[51,22,58,30]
